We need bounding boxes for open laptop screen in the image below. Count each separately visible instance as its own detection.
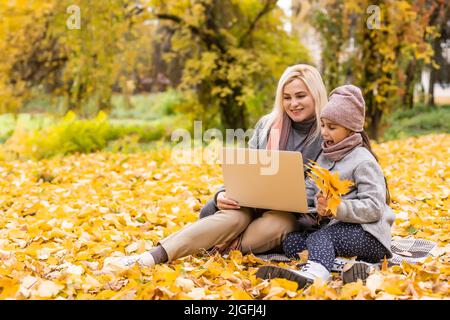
[221,147,308,213]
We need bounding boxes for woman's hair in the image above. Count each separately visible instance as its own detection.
[360,130,391,205]
[258,64,328,146]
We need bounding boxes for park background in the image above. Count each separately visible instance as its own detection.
[0,0,449,300]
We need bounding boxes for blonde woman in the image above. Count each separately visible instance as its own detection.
[103,64,329,271]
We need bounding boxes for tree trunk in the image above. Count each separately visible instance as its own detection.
[66,82,84,113]
[427,1,449,107]
[219,87,246,130]
[150,25,182,92]
[365,91,382,141]
[367,109,382,141]
[428,67,436,107]
[98,96,112,114]
[403,59,417,109]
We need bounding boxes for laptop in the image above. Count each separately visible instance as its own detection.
[221,147,309,213]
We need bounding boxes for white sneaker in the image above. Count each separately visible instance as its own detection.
[256,260,330,289]
[102,252,155,273]
[298,260,331,282]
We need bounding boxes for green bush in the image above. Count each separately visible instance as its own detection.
[110,90,185,120]
[0,129,14,144]
[1,111,110,160]
[106,134,142,153]
[382,104,450,141]
[107,122,167,143]
[0,110,180,160]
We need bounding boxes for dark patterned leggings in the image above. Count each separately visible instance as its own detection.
[283,222,390,271]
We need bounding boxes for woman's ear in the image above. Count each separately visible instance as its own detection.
[347,130,355,137]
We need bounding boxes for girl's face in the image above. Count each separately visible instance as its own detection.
[283,78,316,122]
[320,118,353,146]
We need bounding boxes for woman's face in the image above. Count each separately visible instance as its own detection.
[282,78,316,122]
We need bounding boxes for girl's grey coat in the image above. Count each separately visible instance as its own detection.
[308,146,395,255]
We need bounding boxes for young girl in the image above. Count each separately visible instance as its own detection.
[256,85,395,287]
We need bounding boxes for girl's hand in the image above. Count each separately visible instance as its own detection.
[216,191,241,210]
[316,193,331,217]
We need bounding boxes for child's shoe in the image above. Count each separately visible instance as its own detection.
[102,252,155,273]
[256,260,330,289]
[341,261,378,284]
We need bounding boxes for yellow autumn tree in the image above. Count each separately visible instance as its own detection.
[0,0,149,116]
[311,0,444,140]
[147,0,311,130]
[0,1,56,113]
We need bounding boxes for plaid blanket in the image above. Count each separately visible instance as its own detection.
[256,236,438,272]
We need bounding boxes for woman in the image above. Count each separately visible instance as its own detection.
[102,64,329,271]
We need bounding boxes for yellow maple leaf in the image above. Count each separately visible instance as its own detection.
[339,279,365,300]
[232,289,253,300]
[306,161,354,216]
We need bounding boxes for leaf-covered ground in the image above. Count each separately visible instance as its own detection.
[0,134,449,299]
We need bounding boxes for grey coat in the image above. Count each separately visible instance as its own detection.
[307,146,395,256]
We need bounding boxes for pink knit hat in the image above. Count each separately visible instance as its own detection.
[320,85,366,132]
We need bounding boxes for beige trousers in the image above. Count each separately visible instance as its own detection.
[159,207,298,261]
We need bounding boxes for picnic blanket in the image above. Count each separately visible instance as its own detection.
[255,237,439,272]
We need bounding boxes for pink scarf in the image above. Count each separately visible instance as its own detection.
[266,112,293,150]
[322,133,363,161]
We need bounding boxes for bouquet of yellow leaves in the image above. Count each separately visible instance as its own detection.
[306,161,354,216]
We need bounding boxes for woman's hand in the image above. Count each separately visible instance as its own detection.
[216,191,241,210]
[316,193,332,217]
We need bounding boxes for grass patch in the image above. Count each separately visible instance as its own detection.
[109,90,184,120]
[381,104,450,141]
